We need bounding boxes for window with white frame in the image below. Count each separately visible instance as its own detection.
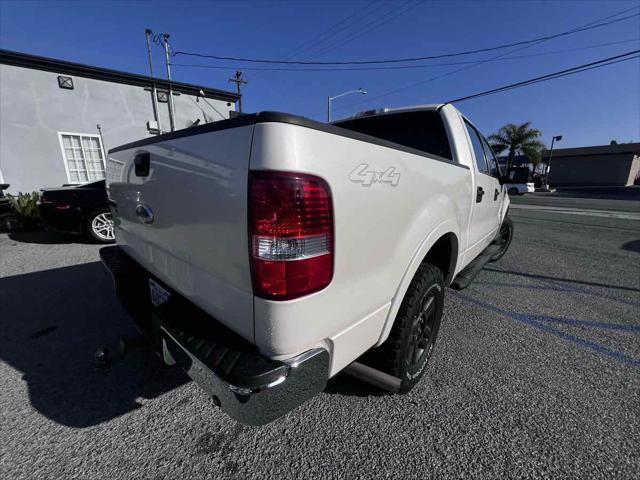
[59,133,106,183]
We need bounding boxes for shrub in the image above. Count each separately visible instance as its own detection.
[8,191,41,230]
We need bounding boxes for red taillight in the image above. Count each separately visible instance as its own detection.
[249,171,334,300]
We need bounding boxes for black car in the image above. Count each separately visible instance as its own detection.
[0,184,18,231]
[39,180,114,243]
[0,184,12,216]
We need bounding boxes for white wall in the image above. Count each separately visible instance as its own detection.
[0,63,235,193]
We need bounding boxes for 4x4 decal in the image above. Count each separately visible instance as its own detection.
[349,164,401,187]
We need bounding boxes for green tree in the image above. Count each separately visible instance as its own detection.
[487,122,545,173]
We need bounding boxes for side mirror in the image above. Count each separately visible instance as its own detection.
[498,164,512,185]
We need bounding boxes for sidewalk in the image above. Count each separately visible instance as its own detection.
[510,191,640,214]
[528,186,640,201]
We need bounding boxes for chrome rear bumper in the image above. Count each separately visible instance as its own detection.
[100,245,329,425]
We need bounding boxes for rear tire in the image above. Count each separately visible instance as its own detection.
[508,187,519,196]
[368,262,444,393]
[489,216,513,262]
[84,209,115,244]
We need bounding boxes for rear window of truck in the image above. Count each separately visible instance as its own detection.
[334,110,453,161]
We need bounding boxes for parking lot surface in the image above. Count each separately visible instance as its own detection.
[1,201,639,479]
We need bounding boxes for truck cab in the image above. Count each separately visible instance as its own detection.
[335,105,507,263]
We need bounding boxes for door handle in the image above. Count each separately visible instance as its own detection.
[494,188,500,200]
[476,186,485,203]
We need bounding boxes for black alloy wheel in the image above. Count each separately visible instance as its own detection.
[407,288,438,371]
[490,216,513,262]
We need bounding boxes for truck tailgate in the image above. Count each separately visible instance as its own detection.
[106,125,255,342]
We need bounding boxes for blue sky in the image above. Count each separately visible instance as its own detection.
[1,0,639,148]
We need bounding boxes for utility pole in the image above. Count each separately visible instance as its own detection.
[161,33,176,131]
[144,28,162,134]
[228,71,247,113]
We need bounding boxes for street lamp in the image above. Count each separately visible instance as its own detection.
[327,88,367,122]
[545,135,563,186]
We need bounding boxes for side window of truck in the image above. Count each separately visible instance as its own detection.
[463,120,488,174]
[480,135,501,179]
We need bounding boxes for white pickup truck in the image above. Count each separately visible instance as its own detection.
[101,104,513,425]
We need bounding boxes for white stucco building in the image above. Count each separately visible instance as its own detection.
[0,49,240,193]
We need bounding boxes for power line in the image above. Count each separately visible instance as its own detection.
[171,8,639,65]
[285,1,393,60]
[454,55,640,103]
[330,7,640,115]
[331,50,639,118]
[282,4,376,60]
[302,1,420,61]
[335,48,640,116]
[171,38,640,72]
[446,50,640,103]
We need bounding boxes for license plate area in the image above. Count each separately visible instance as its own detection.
[149,278,171,307]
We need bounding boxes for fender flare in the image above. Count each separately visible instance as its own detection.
[374,220,460,347]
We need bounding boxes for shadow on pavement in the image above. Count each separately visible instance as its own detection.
[484,267,640,293]
[0,262,188,428]
[451,291,640,367]
[7,230,84,245]
[621,239,640,253]
[324,371,386,397]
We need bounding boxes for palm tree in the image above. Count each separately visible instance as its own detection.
[487,122,545,174]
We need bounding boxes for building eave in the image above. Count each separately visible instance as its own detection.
[0,48,240,102]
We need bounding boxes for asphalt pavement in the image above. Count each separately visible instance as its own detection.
[1,200,639,479]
